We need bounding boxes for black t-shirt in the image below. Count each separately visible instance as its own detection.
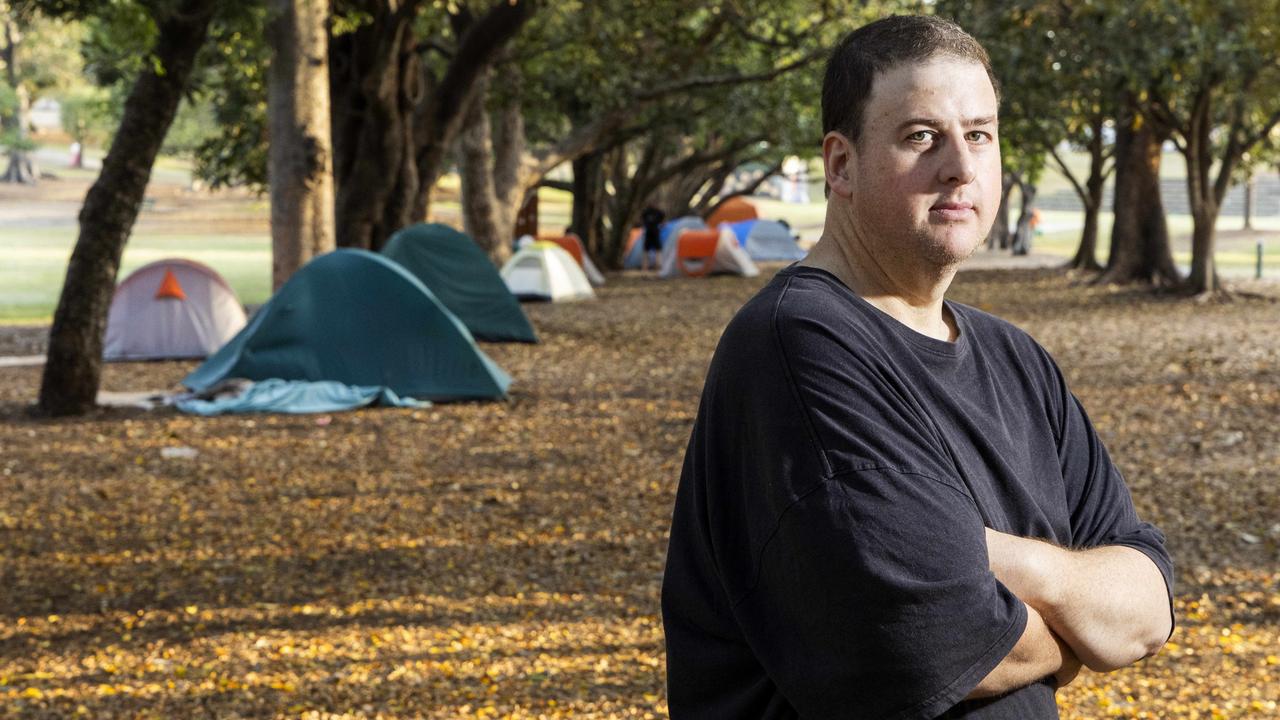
[661,266,1174,719]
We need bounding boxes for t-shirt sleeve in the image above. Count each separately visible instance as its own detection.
[1054,373,1175,614]
[732,467,1028,720]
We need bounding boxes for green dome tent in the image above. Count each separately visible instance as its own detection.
[381,223,537,343]
[183,249,511,402]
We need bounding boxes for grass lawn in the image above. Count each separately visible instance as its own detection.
[3,144,1277,324]
[0,227,271,324]
[1032,210,1280,276]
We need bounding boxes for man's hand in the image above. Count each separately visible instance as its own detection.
[985,528,1172,671]
[1053,646,1083,689]
[967,602,1081,699]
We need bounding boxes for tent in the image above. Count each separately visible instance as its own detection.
[104,258,247,360]
[659,226,759,279]
[183,249,511,402]
[623,216,708,269]
[501,242,595,301]
[706,197,759,227]
[544,234,606,286]
[381,223,537,343]
[724,219,807,261]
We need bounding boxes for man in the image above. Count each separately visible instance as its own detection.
[641,203,666,272]
[661,15,1173,719]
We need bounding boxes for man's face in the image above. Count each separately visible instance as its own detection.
[828,56,1001,268]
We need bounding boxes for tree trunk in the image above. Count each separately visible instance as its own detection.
[1186,205,1220,293]
[329,0,532,252]
[1065,131,1107,272]
[1011,180,1036,256]
[1242,174,1254,231]
[329,8,415,251]
[459,74,504,256]
[571,150,607,256]
[268,0,335,290]
[1182,88,1223,295]
[1097,115,1180,286]
[602,145,650,269]
[1,15,37,185]
[458,69,524,264]
[987,173,1013,250]
[38,0,219,416]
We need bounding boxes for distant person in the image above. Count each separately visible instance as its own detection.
[662,15,1173,718]
[69,141,82,169]
[640,204,665,272]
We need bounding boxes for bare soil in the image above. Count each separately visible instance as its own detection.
[1,267,1278,718]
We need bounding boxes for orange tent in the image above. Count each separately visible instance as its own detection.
[675,230,721,277]
[706,197,759,227]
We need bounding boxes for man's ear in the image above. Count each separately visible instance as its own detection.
[822,131,855,198]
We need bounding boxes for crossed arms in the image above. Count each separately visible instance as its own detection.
[968,530,1173,698]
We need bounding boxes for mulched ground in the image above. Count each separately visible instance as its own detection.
[1,267,1278,719]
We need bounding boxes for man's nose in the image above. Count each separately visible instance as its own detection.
[937,136,977,186]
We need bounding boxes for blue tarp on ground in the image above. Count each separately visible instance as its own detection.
[183,249,511,403]
[381,223,537,343]
[176,379,429,415]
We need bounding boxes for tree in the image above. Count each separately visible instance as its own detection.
[33,0,227,416]
[267,0,335,289]
[1133,0,1280,295]
[1,2,38,183]
[949,0,1119,270]
[328,0,535,251]
[484,0,838,267]
[1098,101,1179,286]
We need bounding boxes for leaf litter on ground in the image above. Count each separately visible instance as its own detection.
[1,267,1278,718]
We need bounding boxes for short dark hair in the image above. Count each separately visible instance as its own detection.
[822,15,1000,144]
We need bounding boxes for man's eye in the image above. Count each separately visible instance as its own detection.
[907,131,932,142]
[967,131,991,143]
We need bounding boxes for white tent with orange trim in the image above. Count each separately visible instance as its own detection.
[104,258,248,360]
[500,242,595,301]
[544,234,606,286]
[658,225,759,279]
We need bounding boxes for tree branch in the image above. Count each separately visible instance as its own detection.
[636,47,825,102]
[1047,145,1088,204]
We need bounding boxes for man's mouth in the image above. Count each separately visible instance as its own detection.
[929,201,975,220]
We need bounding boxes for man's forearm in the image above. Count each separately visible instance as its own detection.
[985,529,1172,671]
[967,602,1080,699]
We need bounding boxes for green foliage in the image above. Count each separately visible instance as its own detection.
[79,2,156,87]
[0,81,16,117]
[0,127,37,151]
[56,86,113,143]
[188,3,268,189]
[512,0,859,163]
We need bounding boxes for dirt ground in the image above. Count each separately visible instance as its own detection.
[1,268,1279,718]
